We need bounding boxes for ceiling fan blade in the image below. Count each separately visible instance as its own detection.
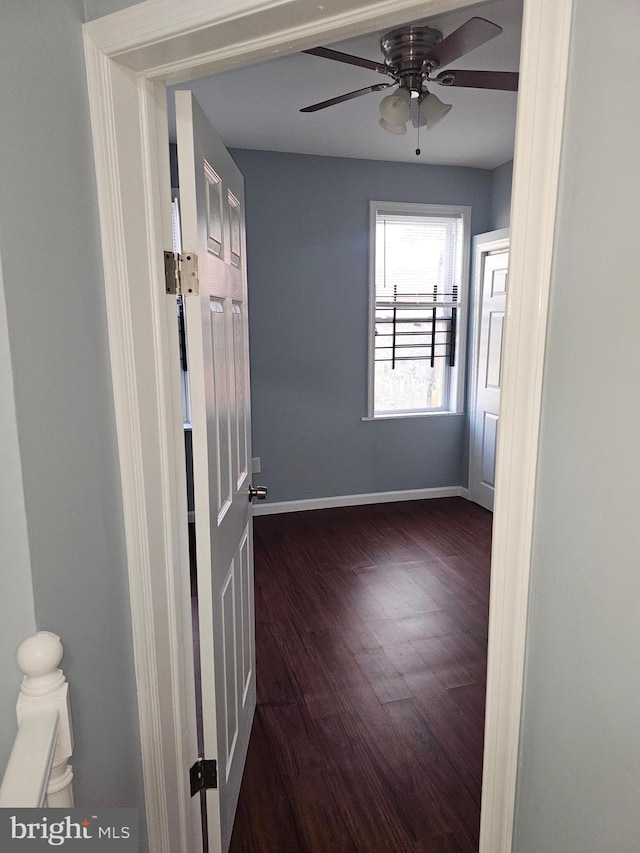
[303,46,390,75]
[425,17,502,68]
[300,82,392,113]
[434,69,519,91]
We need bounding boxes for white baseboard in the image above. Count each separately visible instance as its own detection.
[252,486,469,516]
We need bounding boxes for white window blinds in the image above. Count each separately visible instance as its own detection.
[375,212,463,303]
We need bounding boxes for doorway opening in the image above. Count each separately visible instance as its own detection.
[167,1,519,847]
[83,0,573,848]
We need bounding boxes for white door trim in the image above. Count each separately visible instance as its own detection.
[82,0,574,850]
[479,1,573,847]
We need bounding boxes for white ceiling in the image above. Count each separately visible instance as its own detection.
[170,0,522,170]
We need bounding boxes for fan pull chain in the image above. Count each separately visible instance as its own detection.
[416,120,421,157]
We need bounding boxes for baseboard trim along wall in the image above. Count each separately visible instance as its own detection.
[252,486,471,516]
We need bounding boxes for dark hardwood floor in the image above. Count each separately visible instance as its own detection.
[229,497,492,853]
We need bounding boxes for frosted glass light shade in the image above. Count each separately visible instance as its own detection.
[379,117,407,135]
[419,92,452,129]
[379,87,410,127]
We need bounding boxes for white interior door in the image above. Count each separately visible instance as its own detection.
[175,90,256,853]
[469,240,509,511]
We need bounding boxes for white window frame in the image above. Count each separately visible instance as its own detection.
[367,201,471,419]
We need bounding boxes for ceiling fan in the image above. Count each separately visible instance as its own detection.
[300,17,518,136]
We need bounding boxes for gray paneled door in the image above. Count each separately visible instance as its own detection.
[175,91,256,853]
[469,240,509,511]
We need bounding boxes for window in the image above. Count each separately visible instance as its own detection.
[368,202,470,418]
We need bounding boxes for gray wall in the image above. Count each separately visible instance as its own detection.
[0,0,144,817]
[83,0,142,19]
[231,149,493,503]
[490,159,513,230]
[513,1,640,849]
[0,257,37,772]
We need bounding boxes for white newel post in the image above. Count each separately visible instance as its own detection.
[16,632,74,807]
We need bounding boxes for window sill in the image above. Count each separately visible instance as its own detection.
[361,411,464,421]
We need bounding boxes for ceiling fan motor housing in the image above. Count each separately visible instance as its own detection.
[380,26,443,94]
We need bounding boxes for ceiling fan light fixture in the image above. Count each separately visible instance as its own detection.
[379,117,407,135]
[418,91,453,130]
[379,87,411,126]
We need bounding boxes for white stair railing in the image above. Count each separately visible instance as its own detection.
[0,632,74,807]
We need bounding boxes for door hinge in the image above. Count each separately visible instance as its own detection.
[190,758,218,796]
[164,250,199,296]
